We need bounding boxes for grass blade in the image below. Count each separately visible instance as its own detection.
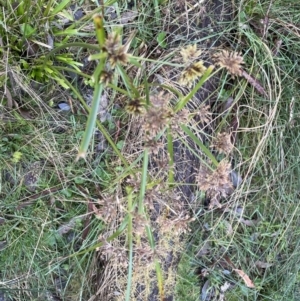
[181,124,218,167]
[125,187,134,301]
[51,0,71,16]
[175,66,214,112]
[167,128,174,185]
[77,81,104,159]
[55,72,129,167]
[93,14,106,47]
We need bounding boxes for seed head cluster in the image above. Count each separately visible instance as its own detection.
[179,61,207,87]
[196,160,233,209]
[211,132,234,155]
[104,32,128,67]
[180,44,202,63]
[179,45,207,87]
[213,50,244,77]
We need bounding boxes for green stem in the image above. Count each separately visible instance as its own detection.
[77,82,103,158]
[167,128,174,186]
[175,66,215,113]
[125,187,134,301]
[138,149,149,214]
[181,124,218,167]
[56,73,129,167]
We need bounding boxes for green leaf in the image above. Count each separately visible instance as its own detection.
[117,140,125,150]
[181,124,218,167]
[74,177,85,184]
[53,76,70,89]
[20,23,36,38]
[53,29,79,36]
[12,151,22,163]
[157,32,167,48]
[88,52,108,61]
[51,0,71,15]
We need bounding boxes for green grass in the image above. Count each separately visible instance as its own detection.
[1,0,300,300]
[175,0,300,300]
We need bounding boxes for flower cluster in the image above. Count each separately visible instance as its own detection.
[211,132,234,155]
[213,50,244,77]
[104,32,129,67]
[179,45,207,87]
[196,160,233,209]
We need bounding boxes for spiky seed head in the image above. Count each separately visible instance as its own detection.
[142,106,170,138]
[126,98,145,115]
[179,61,207,87]
[211,132,234,155]
[213,50,244,77]
[144,139,164,155]
[170,108,190,134]
[150,91,171,108]
[133,213,148,236]
[159,214,195,235]
[104,32,129,68]
[198,104,212,124]
[109,46,128,67]
[104,32,121,53]
[180,44,202,63]
[94,197,117,224]
[100,70,113,85]
[196,160,233,205]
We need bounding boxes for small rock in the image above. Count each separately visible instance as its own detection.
[57,102,70,111]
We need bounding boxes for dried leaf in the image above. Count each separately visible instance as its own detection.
[197,241,211,257]
[201,280,215,301]
[47,33,54,49]
[230,115,239,145]
[82,199,94,240]
[57,216,85,236]
[255,260,273,269]
[119,11,138,24]
[0,241,7,251]
[230,171,242,188]
[24,161,42,191]
[222,97,234,112]
[240,218,260,227]
[271,39,282,56]
[5,87,14,109]
[24,40,39,56]
[242,70,268,97]
[234,269,255,288]
[220,281,232,301]
[19,108,35,119]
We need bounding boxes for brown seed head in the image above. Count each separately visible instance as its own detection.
[150,91,171,108]
[104,32,129,67]
[144,139,164,155]
[100,70,113,85]
[179,61,207,87]
[126,98,145,115]
[180,44,202,63]
[196,160,233,202]
[213,50,244,77]
[197,104,212,124]
[211,132,234,155]
[142,106,170,138]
